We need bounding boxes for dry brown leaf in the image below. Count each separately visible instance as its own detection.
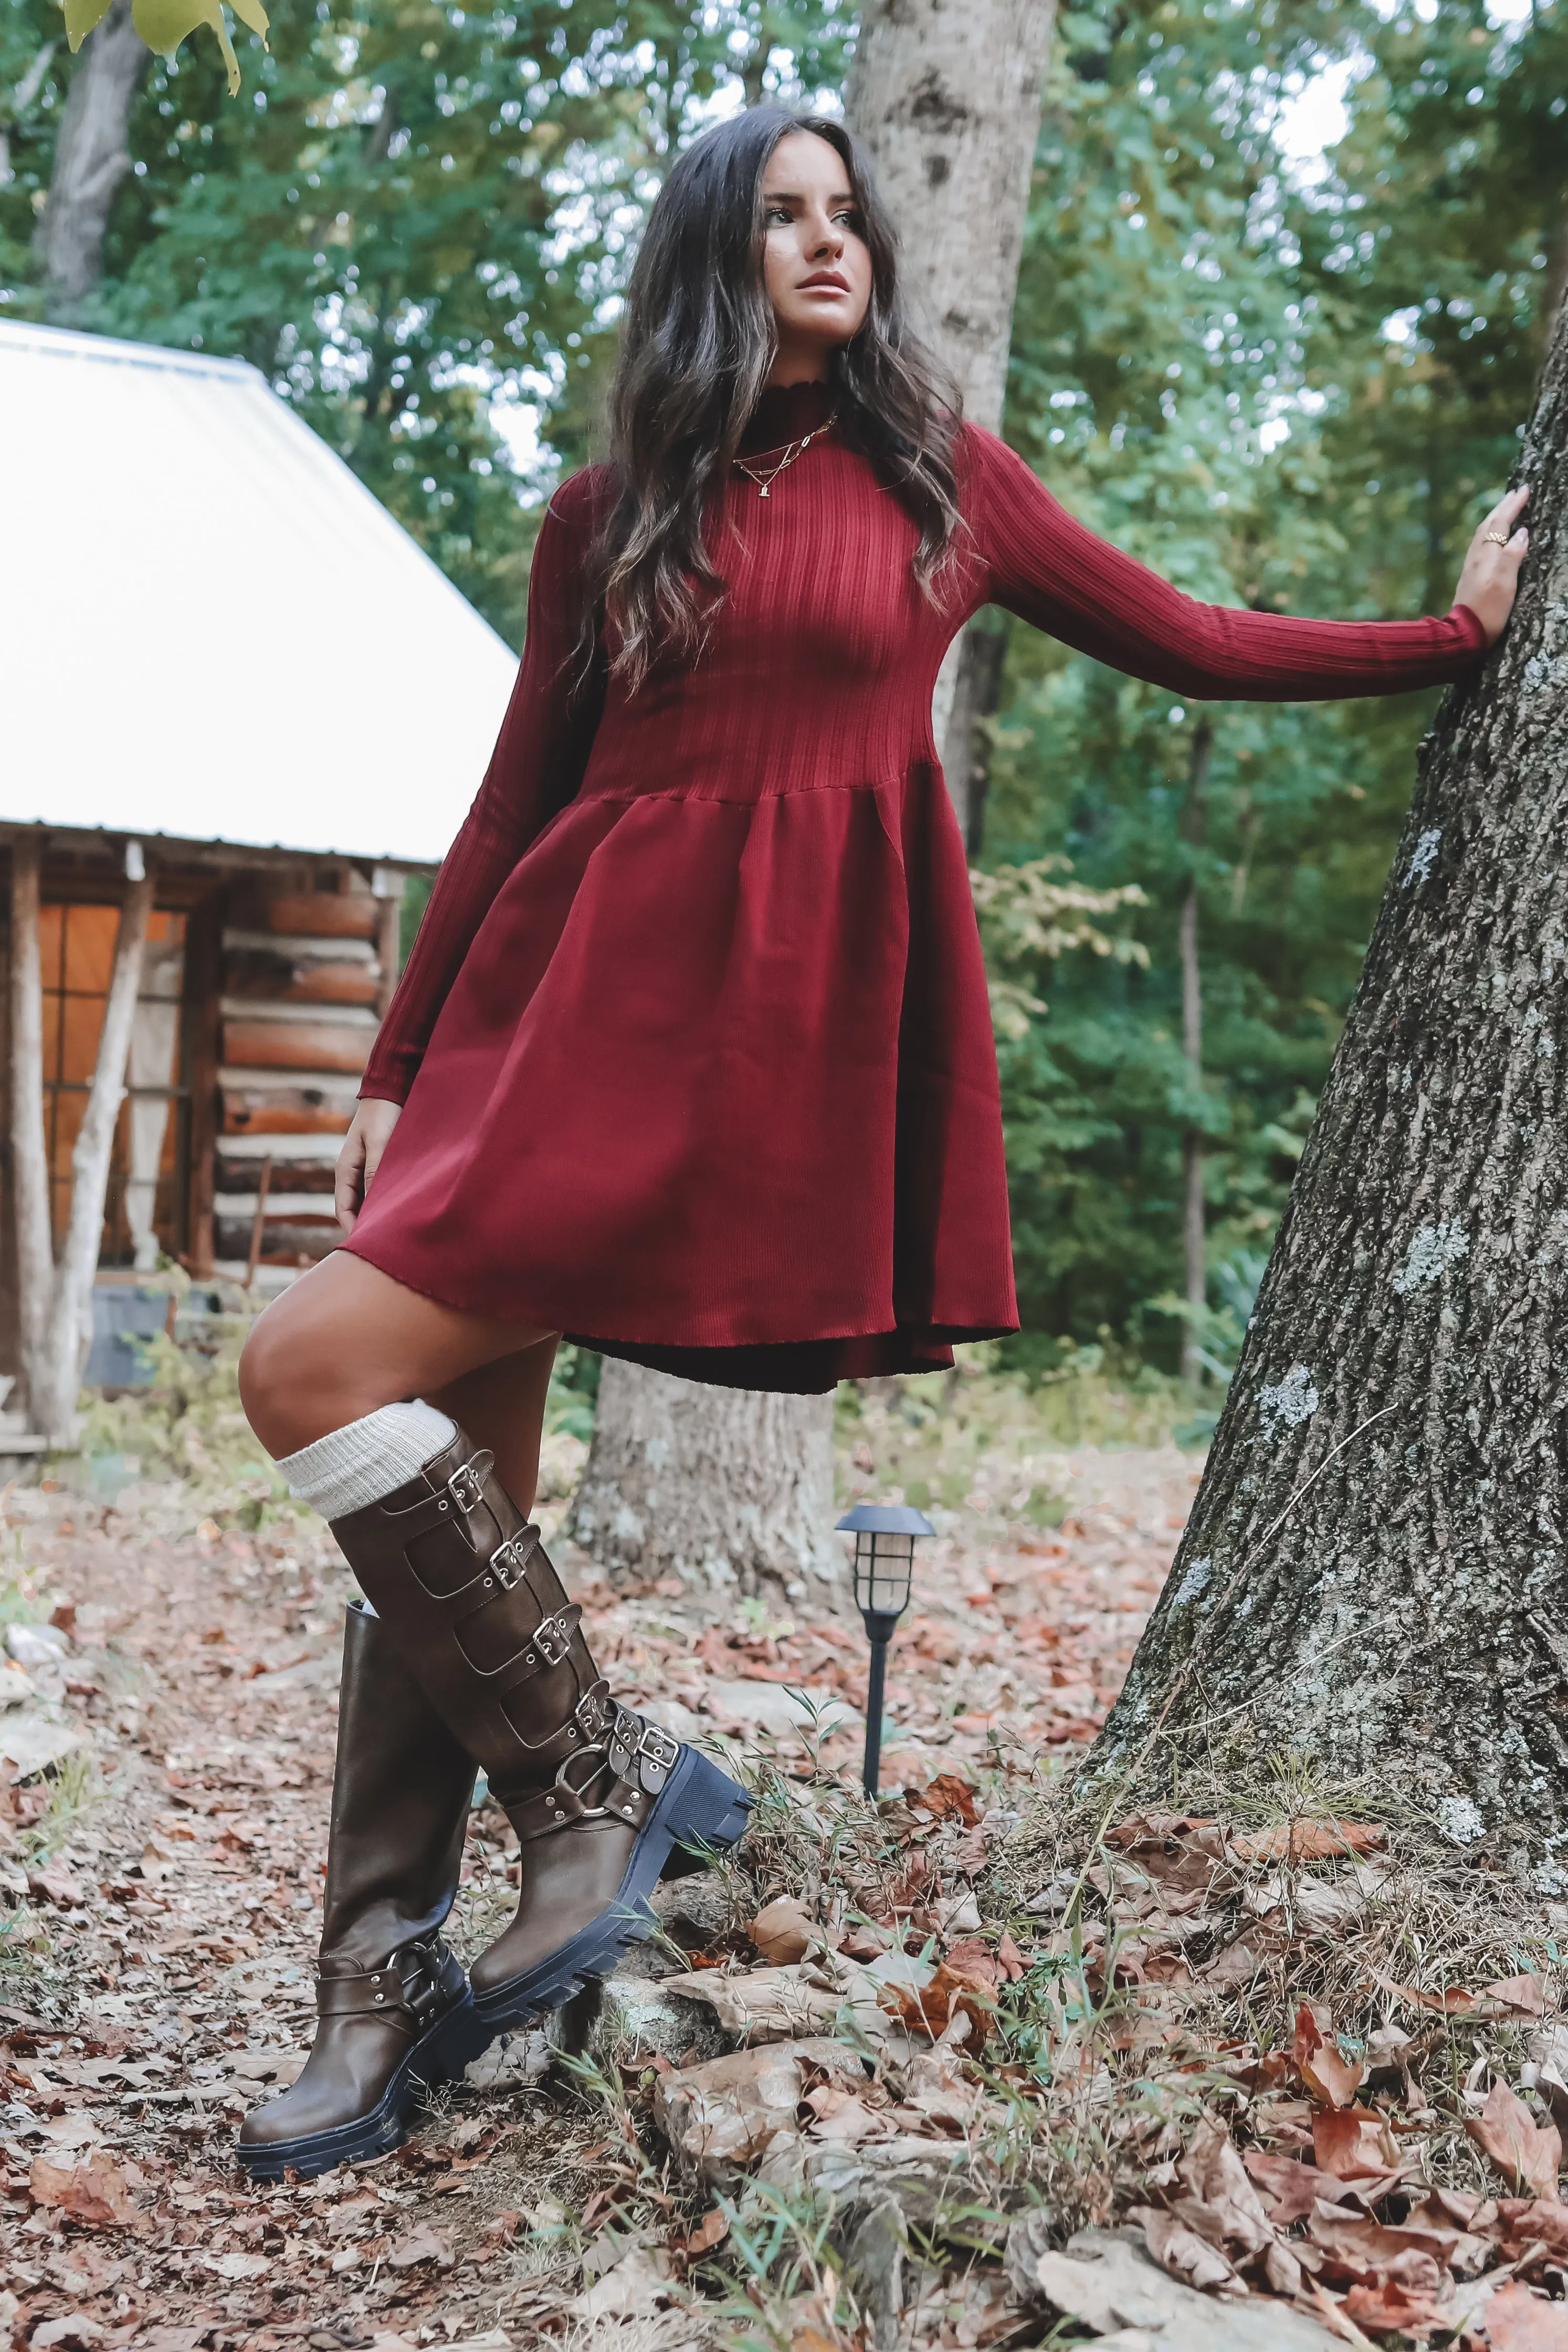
[1487,1975,1551,2017]
[1104,1813,1228,1897]
[944,1935,1005,1992]
[1481,2281,1568,2349]
[1304,2206,1449,2285]
[1495,2197,1568,2261]
[1132,2203,1236,2291]
[1468,2082,1563,2199]
[655,2040,864,2187]
[385,2225,452,2269]
[27,1861,86,1907]
[1178,2117,1274,2254]
[29,2150,140,2229]
[671,2207,729,2258]
[1373,1971,1478,2013]
[1313,2107,1394,2180]
[907,1772,981,1827]
[1341,2279,1449,2335]
[1245,2151,1349,2224]
[1232,1820,1385,1864]
[748,1896,815,1965]
[879,1958,996,2041]
[1293,2004,1367,2110]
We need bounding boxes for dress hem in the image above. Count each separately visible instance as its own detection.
[340,1233,1015,1394]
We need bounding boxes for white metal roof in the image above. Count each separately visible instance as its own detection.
[1,321,523,864]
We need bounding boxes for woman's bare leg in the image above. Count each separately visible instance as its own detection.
[427,1335,560,1506]
[238,1249,555,1461]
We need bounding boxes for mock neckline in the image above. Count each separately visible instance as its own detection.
[739,379,836,456]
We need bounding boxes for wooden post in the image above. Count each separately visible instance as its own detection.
[244,1155,273,1289]
[8,836,54,1412]
[181,892,222,1280]
[372,866,405,1020]
[27,852,154,1443]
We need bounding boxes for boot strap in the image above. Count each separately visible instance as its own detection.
[508,1714,680,1843]
[317,1964,430,2034]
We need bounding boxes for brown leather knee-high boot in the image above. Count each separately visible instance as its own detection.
[328,1425,750,2040]
[236,1601,481,2180]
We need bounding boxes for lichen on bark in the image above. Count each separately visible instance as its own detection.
[1085,305,1568,1888]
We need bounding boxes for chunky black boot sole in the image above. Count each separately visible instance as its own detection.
[235,1990,488,2182]
[471,1746,751,2034]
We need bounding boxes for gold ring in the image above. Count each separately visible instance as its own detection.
[1484,531,1509,546]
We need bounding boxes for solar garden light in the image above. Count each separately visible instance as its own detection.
[835,1502,935,1797]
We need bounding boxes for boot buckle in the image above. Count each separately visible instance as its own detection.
[637,1723,679,1772]
[446,1459,489,1515]
[530,1610,573,1666]
[488,1531,535,1591]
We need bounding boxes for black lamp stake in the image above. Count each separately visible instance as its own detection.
[836,1503,935,1798]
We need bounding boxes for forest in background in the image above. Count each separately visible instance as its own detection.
[4,0,1565,1378]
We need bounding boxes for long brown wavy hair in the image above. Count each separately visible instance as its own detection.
[591,107,963,691]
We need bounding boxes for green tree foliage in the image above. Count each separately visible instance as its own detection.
[982,0,1568,1371]
[0,2,849,633]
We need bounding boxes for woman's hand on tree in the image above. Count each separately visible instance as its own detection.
[335,1098,401,1232]
[1454,487,1530,645]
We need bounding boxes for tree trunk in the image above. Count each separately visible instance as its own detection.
[946,618,1011,857]
[9,839,54,1408]
[568,1359,840,1600]
[846,0,1056,837]
[35,0,147,319]
[23,862,154,1444]
[1088,309,1568,1875]
[1178,718,1213,1385]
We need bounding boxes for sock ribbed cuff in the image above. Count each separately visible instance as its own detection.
[277,1401,458,1521]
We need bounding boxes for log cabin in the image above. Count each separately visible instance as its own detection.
[0,320,520,1427]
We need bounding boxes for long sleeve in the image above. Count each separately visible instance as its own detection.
[963,424,1487,701]
[361,474,609,1104]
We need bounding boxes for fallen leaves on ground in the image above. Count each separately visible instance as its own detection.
[1469,2080,1564,2198]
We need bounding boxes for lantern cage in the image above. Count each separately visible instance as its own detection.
[835,1503,935,1794]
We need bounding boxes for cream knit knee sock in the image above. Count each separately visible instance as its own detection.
[276,1400,458,1522]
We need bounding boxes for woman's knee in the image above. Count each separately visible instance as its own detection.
[239,1289,357,1454]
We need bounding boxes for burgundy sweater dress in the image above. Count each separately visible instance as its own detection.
[348,381,1486,1392]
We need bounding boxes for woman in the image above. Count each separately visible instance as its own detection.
[235,106,1527,2177]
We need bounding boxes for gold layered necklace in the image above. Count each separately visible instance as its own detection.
[733,413,835,499]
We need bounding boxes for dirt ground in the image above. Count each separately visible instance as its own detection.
[0,1442,1197,2348]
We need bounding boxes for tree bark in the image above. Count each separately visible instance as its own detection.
[946,618,1011,856]
[35,0,147,319]
[1087,308,1568,1877]
[24,864,154,1443]
[568,1359,840,1600]
[9,840,54,1411]
[846,0,1056,837]
[1178,718,1213,1385]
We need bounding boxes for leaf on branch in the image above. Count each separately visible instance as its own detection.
[1466,2081,1562,2199]
[130,0,268,96]
[62,0,113,50]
